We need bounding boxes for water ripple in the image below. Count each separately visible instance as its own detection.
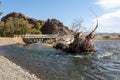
[0,40,120,80]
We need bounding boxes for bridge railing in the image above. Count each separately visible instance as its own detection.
[14,34,58,38]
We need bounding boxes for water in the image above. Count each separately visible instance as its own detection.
[0,40,120,80]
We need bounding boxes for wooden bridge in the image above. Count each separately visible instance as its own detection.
[14,34,58,39]
[14,34,58,43]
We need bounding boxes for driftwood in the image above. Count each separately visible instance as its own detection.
[55,21,98,54]
[55,9,98,54]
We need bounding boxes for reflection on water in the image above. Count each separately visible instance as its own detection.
[0,40,120,80]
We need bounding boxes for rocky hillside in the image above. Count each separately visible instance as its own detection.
[41,19,73,34]
[1,12,72,35]
[1,12,45,26]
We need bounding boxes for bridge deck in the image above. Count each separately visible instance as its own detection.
[14,34,58,39]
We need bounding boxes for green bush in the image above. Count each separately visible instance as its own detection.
[0,18,42,37]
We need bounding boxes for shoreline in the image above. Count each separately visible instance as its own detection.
[94,38,120,40]
[0,37,40,80]
[0,56,40,80]
[0,37,119,80]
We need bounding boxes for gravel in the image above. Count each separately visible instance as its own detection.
[0,37,40,80]
[0,56,40,80]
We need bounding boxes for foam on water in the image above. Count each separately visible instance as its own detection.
[0,40,120,80]
[95,51,114,58]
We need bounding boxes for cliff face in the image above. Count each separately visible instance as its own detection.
[41,19,73,35]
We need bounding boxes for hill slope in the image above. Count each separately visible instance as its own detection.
[0,12,72,36]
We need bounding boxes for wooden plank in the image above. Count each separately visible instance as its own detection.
[14,34,58,39]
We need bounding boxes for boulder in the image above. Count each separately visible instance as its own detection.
[41,19,73,35]
[1,12,26,22]
[1,12,40,26]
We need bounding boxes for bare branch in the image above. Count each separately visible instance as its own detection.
[70,18,84,32]
[89,7,98,35]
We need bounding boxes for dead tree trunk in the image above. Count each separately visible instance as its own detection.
[55,19,98,54]
[55,9,98,54]
[82,19,98,53]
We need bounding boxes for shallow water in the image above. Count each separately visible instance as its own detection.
[0,40,120,80]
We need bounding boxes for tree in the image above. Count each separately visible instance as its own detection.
[0,1,3,16]
[55,9,98,54]
[0,2,42,37]
[0,21,4,36]
[70,18,85,32]
[4,17,15,36]
[30,29,42,34]
[17,18,31,34]
[34,22,42,30]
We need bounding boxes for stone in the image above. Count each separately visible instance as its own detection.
[41,19,73,35]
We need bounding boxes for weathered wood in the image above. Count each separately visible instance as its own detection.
[14,34,58,39]
[14,34,59,43]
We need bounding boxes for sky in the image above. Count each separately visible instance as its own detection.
[0,0,120,33]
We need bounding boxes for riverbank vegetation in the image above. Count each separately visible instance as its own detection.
[0,16,42,37]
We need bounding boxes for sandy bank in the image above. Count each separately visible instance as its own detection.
[0,37,25,46]
[0,56,40,80]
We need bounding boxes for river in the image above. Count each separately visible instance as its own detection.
[0,40,120,80]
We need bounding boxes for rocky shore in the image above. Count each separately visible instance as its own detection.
[0,37,40,80]
[0,56,40,80]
